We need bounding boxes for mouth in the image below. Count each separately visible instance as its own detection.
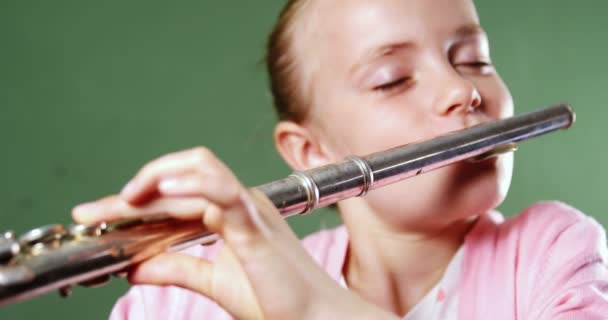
[473,155,499,166]
[452,154,501,182]
[467,143,517,163]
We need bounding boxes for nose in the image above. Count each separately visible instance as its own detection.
[434,69,482,116]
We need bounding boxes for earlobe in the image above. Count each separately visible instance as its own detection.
[274,121,331,171]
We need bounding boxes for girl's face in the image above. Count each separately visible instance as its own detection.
[289,0,514,229]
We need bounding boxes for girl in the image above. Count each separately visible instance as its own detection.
[72,0,608,319]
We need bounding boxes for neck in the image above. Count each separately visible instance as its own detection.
[338,199,477,316]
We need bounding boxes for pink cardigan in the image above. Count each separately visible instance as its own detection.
[110,201,608,319]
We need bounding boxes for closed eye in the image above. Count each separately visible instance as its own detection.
[462,61,492,68]
[457,61,494,69]
[455,61,495,75]
[373,77,410,92]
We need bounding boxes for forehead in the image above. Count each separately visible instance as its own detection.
[299,0,480,63]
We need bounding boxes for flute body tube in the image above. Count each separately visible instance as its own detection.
[0,104,575,306]
[258,104,574,215]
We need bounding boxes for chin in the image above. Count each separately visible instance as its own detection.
[451,153,513,218]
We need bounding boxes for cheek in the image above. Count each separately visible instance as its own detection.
[320,100,433,158]
[497,152,514,197]
[476,76,514,119]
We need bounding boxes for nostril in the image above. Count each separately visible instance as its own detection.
[474,98,481,107]
[471,93,482,109]
[446,104,461,114]
[466,97,482,114]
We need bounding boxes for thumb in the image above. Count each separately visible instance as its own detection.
[128,252,214,297]
[128,249,263,320]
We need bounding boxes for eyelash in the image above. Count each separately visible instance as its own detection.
[374,77,410,92]
[372,60,492,93]
[457,61,494,71]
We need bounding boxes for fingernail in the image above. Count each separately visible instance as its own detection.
[74,202,96,212]
[73,203,98,220]
[158,178,179,192]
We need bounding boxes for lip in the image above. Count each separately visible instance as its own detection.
[481,156,498,164]
[465,154,499,167]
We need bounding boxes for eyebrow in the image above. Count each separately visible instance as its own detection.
[366,42,415,61]
[363,24,486,60]
[455,24,487,38]
[350,24,487,78]
[350,42,415,78]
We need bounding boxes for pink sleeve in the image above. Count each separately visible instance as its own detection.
[108,242,232,320]
[109,285,147,320]
[516,202,608,319]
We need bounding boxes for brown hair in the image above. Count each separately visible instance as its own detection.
[266,0,313,123]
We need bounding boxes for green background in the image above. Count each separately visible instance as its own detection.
[1,1,606,318]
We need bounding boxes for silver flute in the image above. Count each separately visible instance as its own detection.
[0,104,575,307]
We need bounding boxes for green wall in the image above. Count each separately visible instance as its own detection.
[1,1,606,318]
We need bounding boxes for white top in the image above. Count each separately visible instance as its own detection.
[339,247,463,320]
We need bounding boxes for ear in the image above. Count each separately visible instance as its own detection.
[274,121,331,171]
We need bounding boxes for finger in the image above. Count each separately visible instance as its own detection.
[72,195,135,224]
[130,250,263,320]
[217,191,280,251]
[121,147,235,204]
[128,252,214,298]
[222,191,303,262]
[157,172,244,207]
[72,195,210,224]
[196,193,268,253]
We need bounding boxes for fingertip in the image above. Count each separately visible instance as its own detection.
[203,203,223,233]
[120,180,138,201]
[71,203,97,224]
[71,209,83,224]
[127,258,163,285]
[128,253,183,286]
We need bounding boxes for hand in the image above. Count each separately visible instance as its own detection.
[72,147,398,320]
